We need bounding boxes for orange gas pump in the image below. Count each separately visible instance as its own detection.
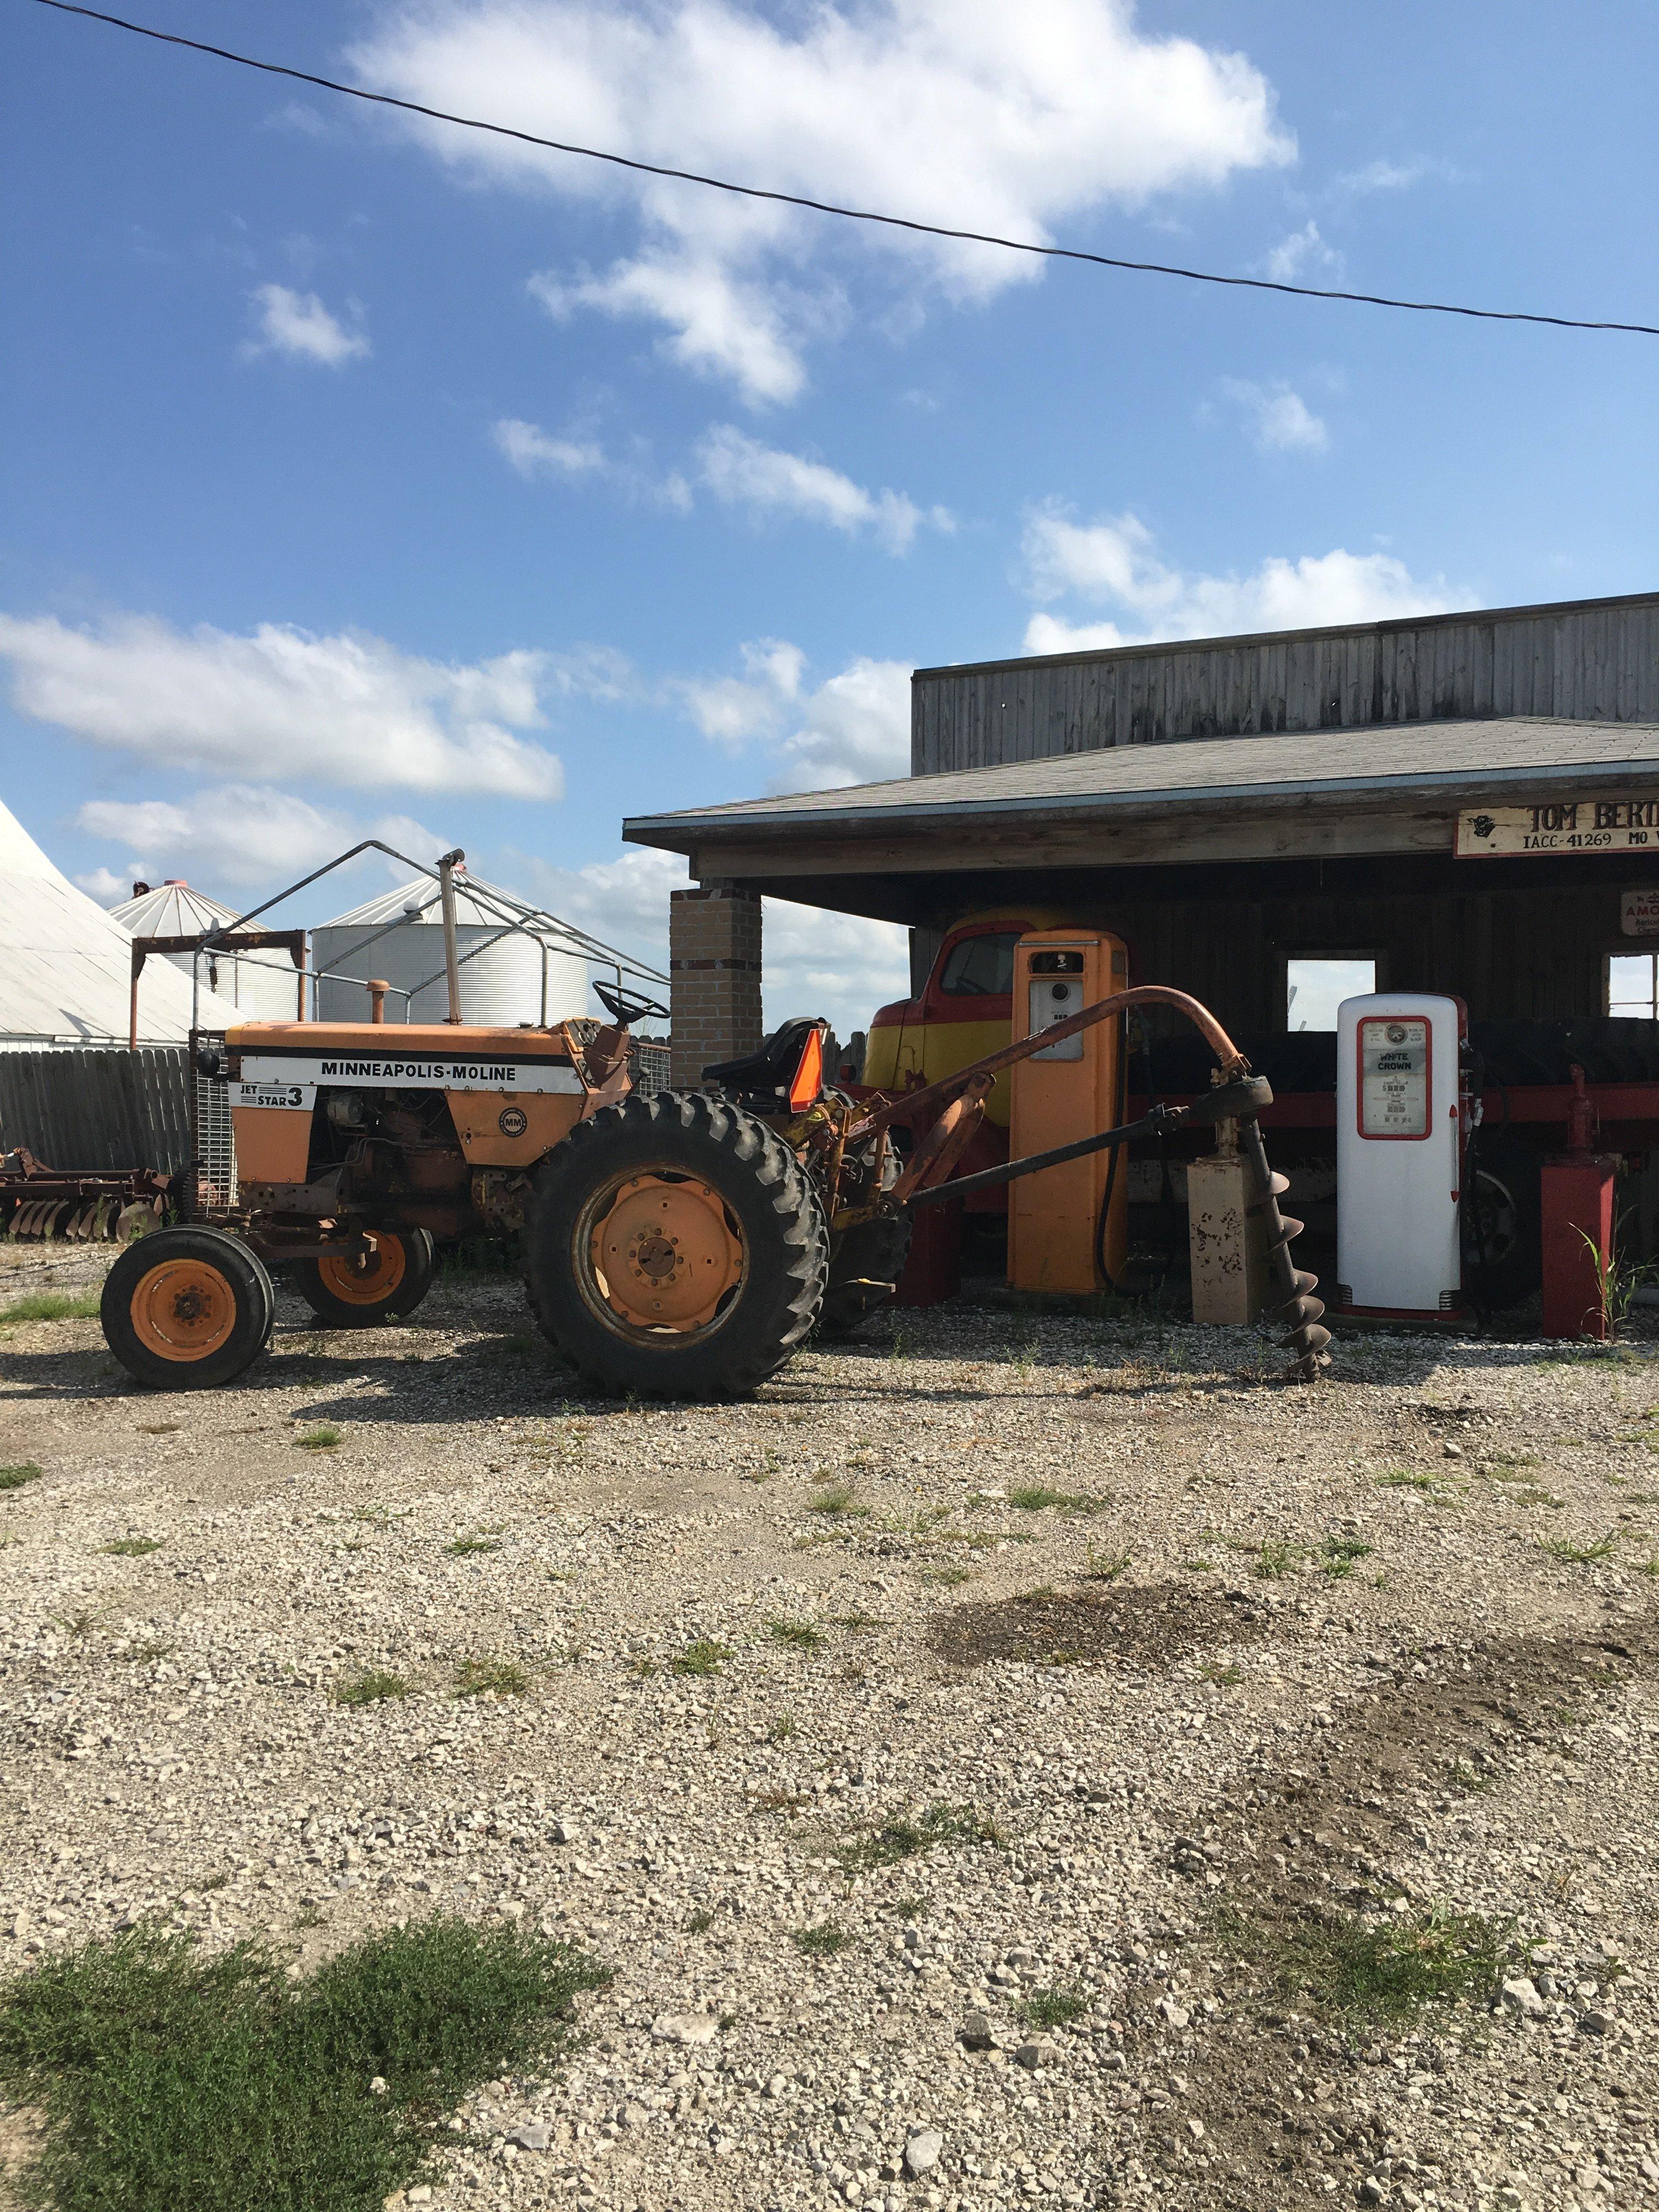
[1007,931,1129,1293]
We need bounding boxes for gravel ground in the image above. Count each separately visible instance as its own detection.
[2,1254,1658,2212]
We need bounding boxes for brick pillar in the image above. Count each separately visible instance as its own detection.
[669,884,763,1088]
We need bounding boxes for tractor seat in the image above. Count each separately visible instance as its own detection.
[702,1018,825,1101]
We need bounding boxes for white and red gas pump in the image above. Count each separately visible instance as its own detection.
[1335,993,1470,1324]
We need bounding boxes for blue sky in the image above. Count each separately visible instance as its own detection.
[3,0,1656,1038]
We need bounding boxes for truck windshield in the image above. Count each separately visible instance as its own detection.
[938,932,1019,997]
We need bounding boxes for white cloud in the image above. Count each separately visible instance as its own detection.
[677,641,910,789]
[353,0,1293,403]
[492,417,606,478]
[695,425,949,552]
[1020,503,1468,650]
[1259,219,1343,284]
[73,866,133,907]
[1331,155,1458,196]
[523,842,907,1044]
[0,612,563,799]
[76,788,448,891]
[244,283,370,366]
[1220,377,1328,454]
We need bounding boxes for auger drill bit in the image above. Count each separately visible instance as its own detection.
[1237,1113,1331,1381]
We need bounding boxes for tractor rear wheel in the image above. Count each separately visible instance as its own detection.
[291,1228,437,1328]
[102,1226,275,1390]
[524,1090,826,1398]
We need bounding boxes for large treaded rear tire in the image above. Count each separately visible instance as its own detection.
[102,1225,275,1390]
[523,1090,827,1398]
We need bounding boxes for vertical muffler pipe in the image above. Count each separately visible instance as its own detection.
[437,848,466,1025]
[1237,1113,1330,1380]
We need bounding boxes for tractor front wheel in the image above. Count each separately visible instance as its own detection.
[291,1228,437,1328]
[102,1226,275,1390]
[524,1090,826,1398]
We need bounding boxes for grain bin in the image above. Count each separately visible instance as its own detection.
[312,870,588,1026]
[109,880,301,1020]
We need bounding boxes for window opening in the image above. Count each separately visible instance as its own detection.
[1609,952,1659,1018]
[938,932,1019,997]
[1286,956,1377,1032]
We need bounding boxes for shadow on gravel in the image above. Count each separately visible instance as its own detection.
[928,1579,1278,1671]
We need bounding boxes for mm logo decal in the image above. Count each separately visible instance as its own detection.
[498,1105,529,1138]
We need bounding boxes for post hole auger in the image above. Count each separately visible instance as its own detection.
[846,983,1331,1382]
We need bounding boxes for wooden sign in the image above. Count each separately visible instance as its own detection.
[1455,798,1659,857]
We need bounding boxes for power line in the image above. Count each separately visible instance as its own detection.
[25,0,1659,341]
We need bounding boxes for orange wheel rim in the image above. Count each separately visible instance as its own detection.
[129,1257,238,1363]
[585,1172,744,1334]
[315,1233,407,1307]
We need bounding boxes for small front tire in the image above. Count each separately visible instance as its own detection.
[291,1228,437,1328]
[102,1226,275,1390]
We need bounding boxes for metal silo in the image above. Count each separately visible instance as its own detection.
[312,870,589,1026]
[110,880,302,1020]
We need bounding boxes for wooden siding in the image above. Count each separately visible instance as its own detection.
[913,595,1659,775]
[0,1047,194,1172]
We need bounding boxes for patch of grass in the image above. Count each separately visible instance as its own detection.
[1539,1531,1618,1564]
[121,1639,174,1664]
[454,1659,529,1699]
[765,1711,797,1743]
[840,1801,1006,1874]
[0,1462,43,1490]
[1375,1468,1439,1492]
[1005,1485,1110,1516]
[766,1618,822,1651]
[443,1536,500,1557]
[828,1610,886,1632]
[1260,1903,1516,2022]
[1254,1539,1304,1580]
[671,1638,734,1678]
[295,1425,342,1452]
[804,1483,868,1519]
[1201,1662,1243,1685]
[1017,1985,1089,2030]
[1321,1535,1373,1579]
[332,1670,411,1707]
[0,1290,100,1325]
[920,1563,977,1588]
[684,1909,715,1935]
[99,1537,162,1558]
[791,1923,851,1959]
[0,1916,606,2212]
[1082,1543,1132,1583]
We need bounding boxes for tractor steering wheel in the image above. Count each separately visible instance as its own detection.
[594,979,669,1027]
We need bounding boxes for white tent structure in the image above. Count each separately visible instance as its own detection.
[313,870,589,1027]
[0,799,240,1045]
[109,879,301,1020]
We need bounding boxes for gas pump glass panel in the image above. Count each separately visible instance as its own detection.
[1028,949,1085,1061]
[1357,1016,1432,1139]
[1336,993,1465,1321]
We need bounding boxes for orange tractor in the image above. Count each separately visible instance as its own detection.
[101,855,1328,1398]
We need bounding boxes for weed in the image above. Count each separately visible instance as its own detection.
[54,1607,108,1640]
[1005,1485,1109,1515]
[921,1564,977,1588]
[631,1657,658,1679]
[332,1671,411,1707]
[0,1290,100,1325]
[1641,1556,1659,1579]
[1321,1536,1374,1578]
[294,1905,326,1931]
[1017,1986,1089,2030]
[1255,1539,1304,1580]
[444,1536,500,1558]
[454,1659,529,1699]
[767,1618,822,1652]
[1375,1469,1438,1492]
[829,1610,886,1632]
[840,1802,1006,1873]
[765,1711,797,1743]
[684,1909,716,1935]
[99,1537,162,1558]
[1257,1902,1516,2021]
[1201,1662,1244,1686]
[805,1483,868,1519]
[121,1639,175,1664]
[791,1923,850,1959]
[1082,1543,1132,1583]
[296,1426,342,1452]
[0,1916,606,2211]
[1539,1532,1618,1564]
[753,1786,810,1816]
[672,1639,734,1678]
[888,1330,911,1361]
[895,1898,927,1921]
[0,1462,43,1490]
